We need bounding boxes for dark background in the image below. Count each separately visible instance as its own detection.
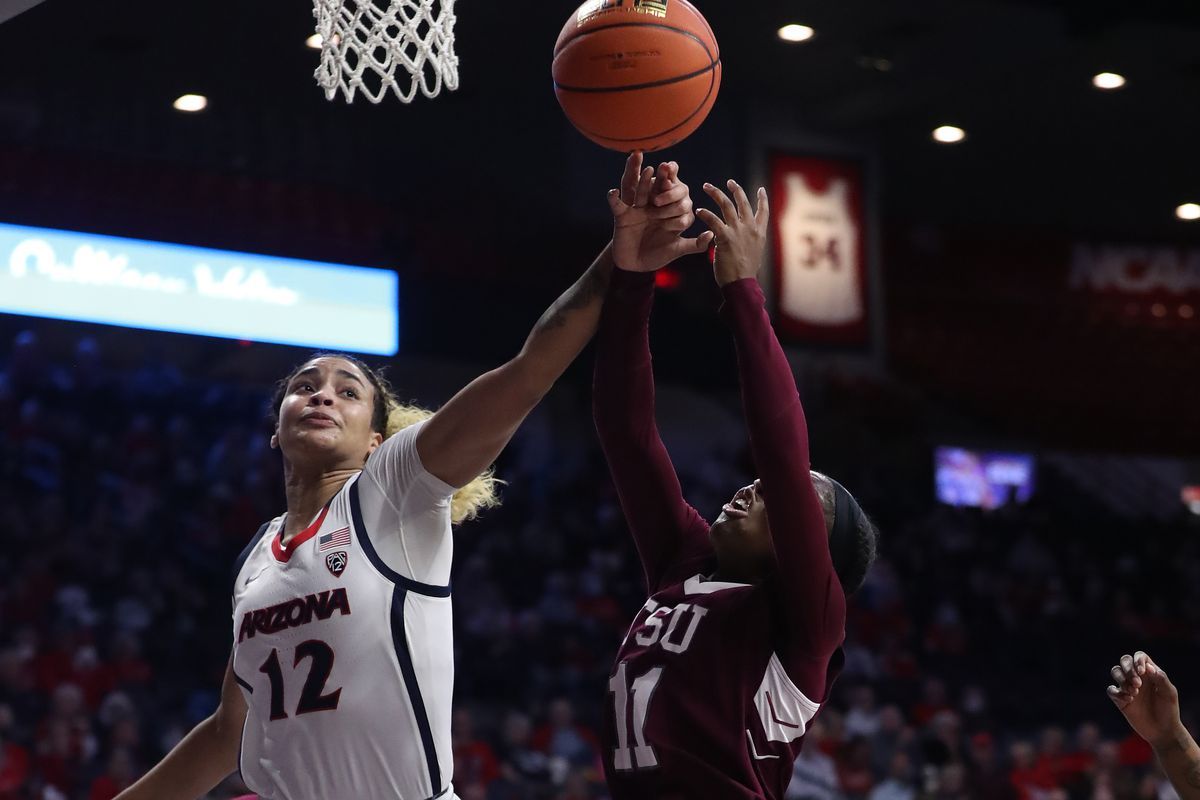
[2,0,1199,450]
[1,1,1200,799]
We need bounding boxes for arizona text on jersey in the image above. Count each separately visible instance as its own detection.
[231,422,460,800]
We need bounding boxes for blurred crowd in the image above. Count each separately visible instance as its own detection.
[0,328,1198,800]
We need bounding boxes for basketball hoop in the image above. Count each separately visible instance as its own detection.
[312,0,459,104]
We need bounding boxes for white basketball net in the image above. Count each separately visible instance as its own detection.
[313,0,459,104]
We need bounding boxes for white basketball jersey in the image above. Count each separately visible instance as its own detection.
[231,422,460,800]
[779,174,863,326]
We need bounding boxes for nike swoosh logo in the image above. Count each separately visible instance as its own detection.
[746,729,779,760]
[765,691,801,729]
[242,564,270,586]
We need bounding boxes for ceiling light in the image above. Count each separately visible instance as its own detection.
[1177,203,1200,221]
[932,126,966,144]
[172,94,208,112]
[306,33,323,49]
[778,24,815,43]
[1092,72,1126,90]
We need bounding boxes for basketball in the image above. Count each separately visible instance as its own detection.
[553,0,721,153]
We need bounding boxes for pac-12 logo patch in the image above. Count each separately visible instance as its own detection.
[325,551,348,577]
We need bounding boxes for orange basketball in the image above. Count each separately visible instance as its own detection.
[553,0,721,153]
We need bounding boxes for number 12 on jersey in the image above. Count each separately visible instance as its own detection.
[259,640,341,720]
[609,662,663,771]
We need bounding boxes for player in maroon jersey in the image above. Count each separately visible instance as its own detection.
[593,173,878,799]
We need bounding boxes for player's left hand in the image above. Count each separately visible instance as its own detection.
[610,152,714,273]
[696,180,769,288]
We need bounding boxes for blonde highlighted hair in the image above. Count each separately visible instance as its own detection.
[272,352,502,526]
[383,402,503,525]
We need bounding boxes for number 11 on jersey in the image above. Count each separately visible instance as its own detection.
[609,662,663,771]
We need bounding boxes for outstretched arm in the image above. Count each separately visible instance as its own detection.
[417,245,615,490]
[1109,651,1200,799]
[594,201,713,591]
[417,154,710,489]
[698,181,846,666]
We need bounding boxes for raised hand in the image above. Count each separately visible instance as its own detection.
[1109,652,1200,798]
[609,152,714,273]
[695,180,769,288]
[1108,651,1184,745]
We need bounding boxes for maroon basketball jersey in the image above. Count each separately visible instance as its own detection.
[601,569,843,800]
[594,272,849,799]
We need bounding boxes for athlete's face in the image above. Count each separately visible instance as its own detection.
[709,479,775,581]
[709,475,838,582]
[271,357,383,467]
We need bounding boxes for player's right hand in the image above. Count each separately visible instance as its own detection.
[696,179,769,288]
[609,152,713,273]
[1108,650,1185,746]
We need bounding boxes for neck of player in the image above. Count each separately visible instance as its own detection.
[281,460,358,541]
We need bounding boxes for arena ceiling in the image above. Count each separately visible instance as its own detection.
[0,0,1197,243]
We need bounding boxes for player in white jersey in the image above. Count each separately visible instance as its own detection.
[114,154,712,800]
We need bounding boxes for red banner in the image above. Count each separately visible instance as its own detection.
[769,154,869,345]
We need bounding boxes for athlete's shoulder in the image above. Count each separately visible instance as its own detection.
[365,418,432,475]
[362,419,455,501]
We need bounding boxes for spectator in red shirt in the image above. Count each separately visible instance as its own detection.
[1034,726,1069,784]
[36,683,94,753]
[88,748,136,800]
[911,678,952,727]
[1009,740,1058,800]
[72,645,116,710]
[36,718,87,797]
[33,630,76,695]
[108,635,152,689]
[452,708,499,789]
[1058,722,1100,783]
[0,731,30,800]
[1117,731,1154,768]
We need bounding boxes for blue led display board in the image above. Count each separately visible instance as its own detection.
[0,222,398,355]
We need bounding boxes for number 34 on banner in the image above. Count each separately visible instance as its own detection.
[769,154,872,346]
